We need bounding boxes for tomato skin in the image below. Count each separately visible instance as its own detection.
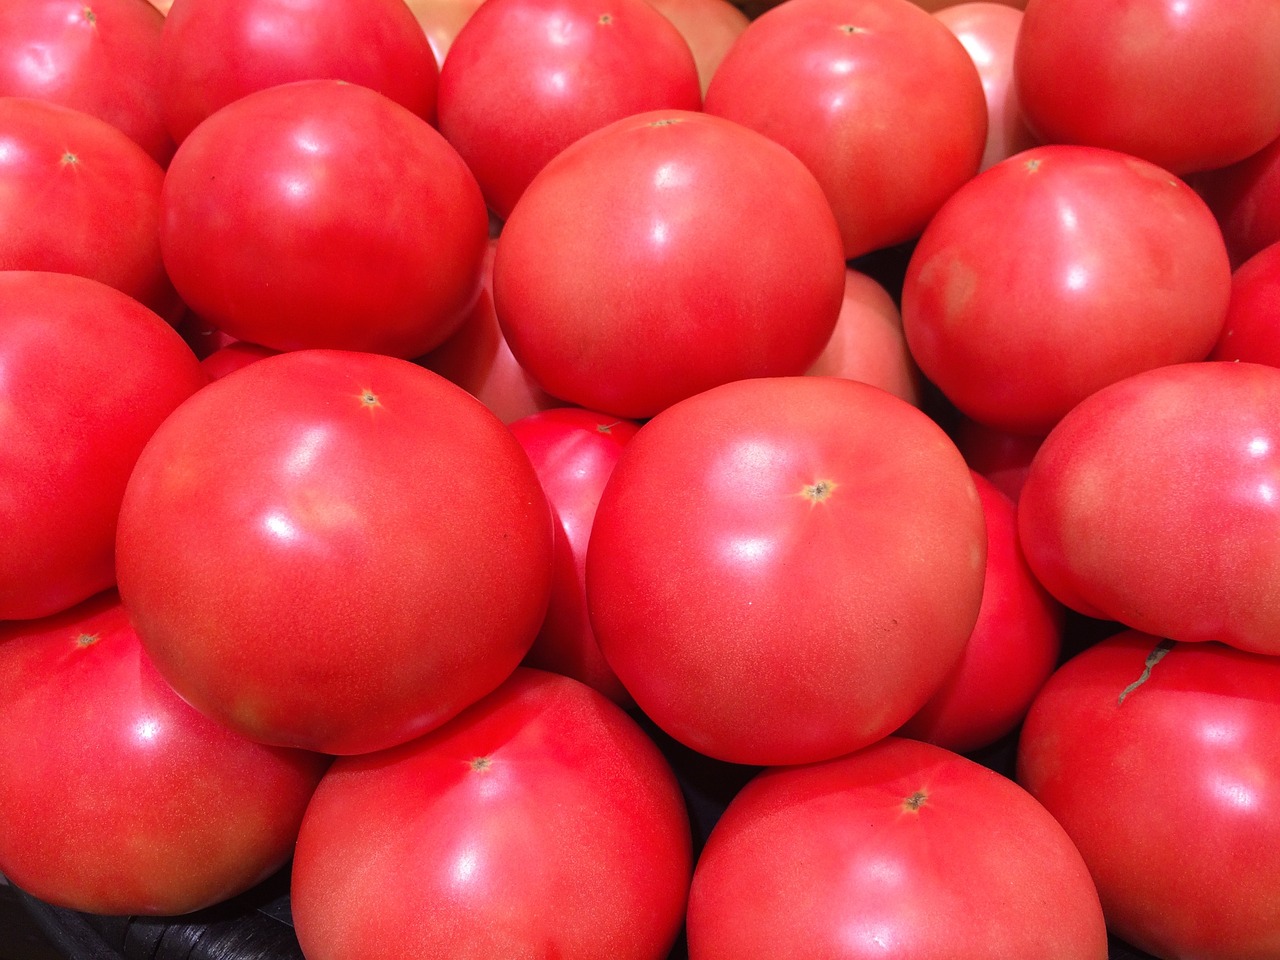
[1018,361,1280,655]
[116,350,554,756]
[0,0,173,165]
[291,668,692,960]
[1210,241,1280,366]
[493,110,846,420]
[687,737,1108,959]
[1192,133,1280,267]
[0,272,206,622]
[159,0,437,144]
[1018,631,1280,960]
[160,80,489,359]
[437,0,702,219]
[0,593,328,916]
[1015,0,1280,175]
[902,145,1230,435]
[587,376,986,766]
[703,0,987,259]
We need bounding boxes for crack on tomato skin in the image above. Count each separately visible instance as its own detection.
[1117,639,1176,705]
[596,421,619,434]
[903,790,928,812]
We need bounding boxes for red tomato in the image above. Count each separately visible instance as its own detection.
[116,350,554,756]
[901,145,1230,435]
[1192,132,1280,267]
[703,0,987,259]
[0,0,173,165]
[805,267,923,407]
[0,97,179,320]
[0,593,327,915]
[951,415,1043,504]
[438,0,701,219]
[687,737,1108,959]
[159,0,437,144]
[1018,631,1280,960]
[1019,361,1280,656]
[1211,240,1280,366]
[508,408,641,704]
[291,668,692,960]
[160,79,489,358]
[493,110,846,419]
[200,341,278,381]
[934,1,1037,172]
[1015,0,1280,175]
[898,472,1063,753]
[586,376,987,766]
[644,0,749,95]
[0,272,206,622]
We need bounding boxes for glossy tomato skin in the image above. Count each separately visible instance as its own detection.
[587,377,987,766]
[902,145,1230,435]
[292,668,692,960]
[1211,241,1280,366]
[116,350,554,756]
[437,0,701,219]
[1018,631,1280,960]
[494,110,846,419]
[898,473,1062,753]
[0,593,328,915]
[687,737,1108,959]
[159,0,437,144]
[1015,0,1280,175]
[704,0,987,259]
[0,272,206,622]
[0,97,179,319]
[509,409,641,705]
[0,0,173,164]
[1019,361,1280,655]
[161,80,489,359]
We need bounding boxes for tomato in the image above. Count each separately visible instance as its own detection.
[200,341,278,381]
[1192,132,1280,267]
[586,376,986,766]
[116,349,554,756]
[934,1,1037,172]
[1015,0,1280,175]
[437,0,701,219]
[898,472,1062,753]
[687,737,1108,959]
[901,145,1230,435]
[644,0,749,95]
[0,0,172,165]
[158,0,437,144]
[1018,631,1280,960]
[493,110,846,419]
[0,97,179,320]
[0,272,206,622]
[0,592,327,915]
[1210,240,1280,366]
[1018,361,1280,656]
[291,668,692,960]
[508,408,641,704]
[160,79,489,358]
[951,415,1043,504]
[703,0,987,259]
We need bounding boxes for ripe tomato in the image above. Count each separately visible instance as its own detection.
[1019,361,1280,655]
[1211,240,1280,366]
[1018,631,1280,960]
[493,110,846,419]
[291,668,692,960]
[687,737,1108,959]
[0,593,327,915]
[160,79,489,358]
[116,350,554,756]
[587,376,986,766]
[0,272,206,622]
[1192,132,1280,267]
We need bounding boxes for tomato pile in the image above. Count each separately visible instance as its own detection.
[0,0,1278,959]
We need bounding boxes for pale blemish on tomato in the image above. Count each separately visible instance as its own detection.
[60,151,80,168]
[1024,157,1043,174]
[903,790,928,812]
[837,23,868,34]
[358,389,382,410]
[82,6,97,26]
[598,12,613,24]
[74,633,99,648]
[470,756,493,772]
[802,479,837,503]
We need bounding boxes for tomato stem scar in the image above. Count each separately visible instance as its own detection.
[903,790,928,811]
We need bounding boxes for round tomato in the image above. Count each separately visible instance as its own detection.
[1192,132,1280,267]
[1211,240,1280,366]
[116,349,554,756]
[586,376,987,766]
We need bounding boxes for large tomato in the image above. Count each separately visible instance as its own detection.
[586,376,987,766]
[115,350,554,756]
[687,737,1108,959]
[0,593,327,916]
[1210,240,1280,366]
[493,110,846,419]
[160,79,489,358]
[0,272,206,622]
[1018,631,1280,960]
[291,668,692,960]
